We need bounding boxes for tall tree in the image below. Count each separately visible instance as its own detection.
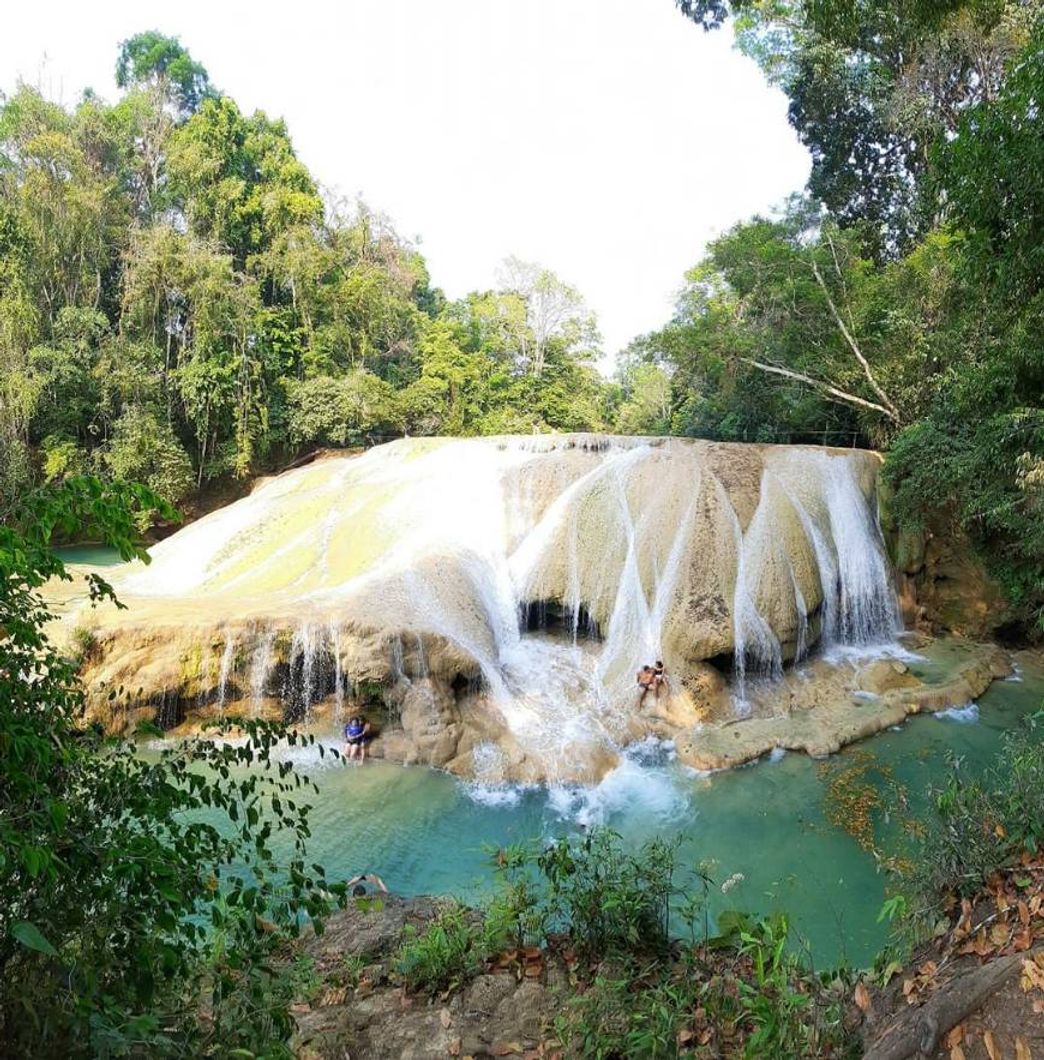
[675,0,1041,256]
[115,31,211,117]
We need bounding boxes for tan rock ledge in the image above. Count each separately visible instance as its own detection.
[675,640,1013,773]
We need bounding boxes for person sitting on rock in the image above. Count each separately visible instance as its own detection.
[652,660,668,698]
[636,665,656,707]
[344,714,372,762]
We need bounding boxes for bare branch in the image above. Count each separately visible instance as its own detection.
[809,259,901,422]
[738,357,900,422]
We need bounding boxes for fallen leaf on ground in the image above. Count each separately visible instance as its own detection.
[491,1042,523,1056]
[950,1047,966,1060]
[447,1038,461,1057]
[440,1007,452,1028]
[1015,1037,1032,1060]
[1022,957,1044,992]
[854,981,871,1012]
[984,1029,1000,1060]
[945,1024,964,1049]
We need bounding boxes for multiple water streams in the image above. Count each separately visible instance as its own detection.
[80,437,902,776]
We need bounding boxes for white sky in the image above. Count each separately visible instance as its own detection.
[1,0,809,359]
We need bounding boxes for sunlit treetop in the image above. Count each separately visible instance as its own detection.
[115,31,212,117]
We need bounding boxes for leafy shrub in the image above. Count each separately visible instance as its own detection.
[0,478,346,1056]
[901,711,1044,932]
[480,842,547,955]
[69,622,98,664]
[553,915,854,1060]
[537,830,678,964]
[734,916,847,1058]
[284,370,403,447]
[393,905,480,996]
[100,406,195,523]
[554,973,699,1059]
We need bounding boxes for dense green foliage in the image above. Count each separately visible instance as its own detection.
[904,711,1044,917]
[391,831,854,1058]
[640,0,1044,628]
[0,477,347,1054]
[0,34,610,517]
[393,904,483,997]
[4,18,1042,625]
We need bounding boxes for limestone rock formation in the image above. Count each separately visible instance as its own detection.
[65,434,902,781]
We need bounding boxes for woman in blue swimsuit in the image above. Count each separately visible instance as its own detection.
[344,715,372,762]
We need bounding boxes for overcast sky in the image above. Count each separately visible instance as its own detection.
[1,0,809,359]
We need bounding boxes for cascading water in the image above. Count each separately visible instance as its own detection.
[248,628,276,715]
[89,435,902,779]
[819,454,900,645]
[216,630,236,711]
[329,622,345,718]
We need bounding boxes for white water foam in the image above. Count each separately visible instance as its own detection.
[547,757,689,829]
[933,702,980,724]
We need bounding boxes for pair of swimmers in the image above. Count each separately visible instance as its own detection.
[636,660,667,707]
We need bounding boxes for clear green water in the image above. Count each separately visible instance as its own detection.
[55,544,127,568]
[232,654,1042,969]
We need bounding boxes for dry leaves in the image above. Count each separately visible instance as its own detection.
[945,1023,964,1049]
[1015,1038,1032,1060]
[984,1029,1000,1060]
[902,960,938,1005]
[490,945,545,982]
[1020,952,1044,993]
[318,986,348,1007]
[854,981,871,1013]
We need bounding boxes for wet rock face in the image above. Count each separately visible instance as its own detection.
[878,485,1012,639]
[67,434,901,781]
[389,679,462,768]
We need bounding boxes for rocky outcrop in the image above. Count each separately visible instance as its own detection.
[294,896,558,1060]
[676,640,1012,772]
[63,434,905,782]
[878,486,1011,639]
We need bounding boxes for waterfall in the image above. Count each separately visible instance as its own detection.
[288,622,321,721]
[216,630,236,711]
[248,628,276,715]
[820,454,900,644]
[789,564,809,665]
[329,622,345,718]
[98,436,901,763]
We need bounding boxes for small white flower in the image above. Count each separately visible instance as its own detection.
[721,872,745,894]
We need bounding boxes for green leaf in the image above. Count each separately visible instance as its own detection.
[12,921,58,958]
